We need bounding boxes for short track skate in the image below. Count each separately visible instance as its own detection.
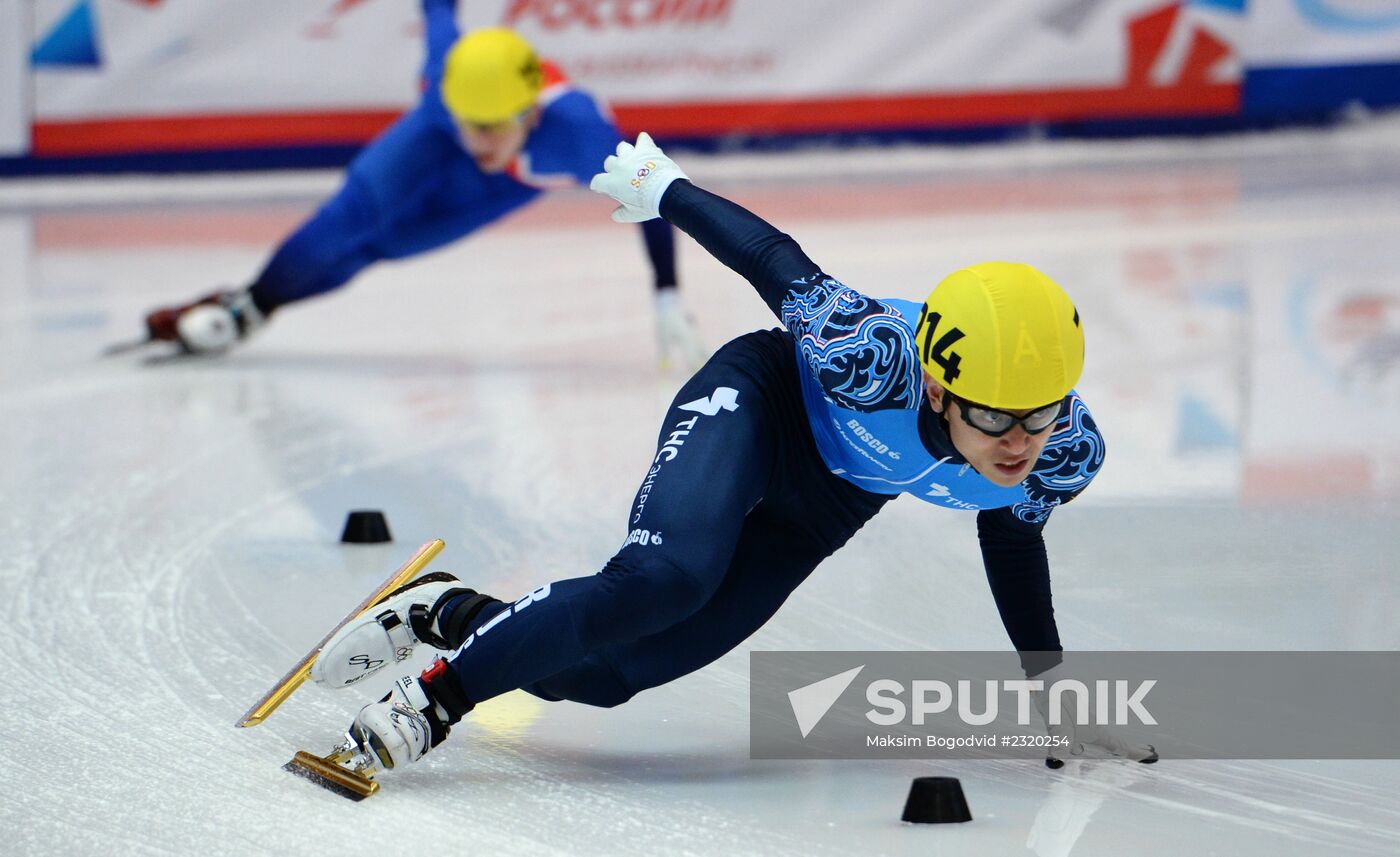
[283,736,384,801]
[236,539,446,800]
[236,538,445,727]
[101,334,225,365]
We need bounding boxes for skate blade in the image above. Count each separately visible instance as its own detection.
[142,349,217,366]
[236,538,445,728]
[100,336,156,357]
[283,750,380,801]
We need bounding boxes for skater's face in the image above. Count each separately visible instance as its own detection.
[923,374,1053,487]
[459,108,538,173]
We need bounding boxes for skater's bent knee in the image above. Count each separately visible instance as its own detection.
[583,554,713,644]
[524,662,636,708]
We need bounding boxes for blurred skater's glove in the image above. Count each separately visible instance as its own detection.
[589,132,688,223]
[654,286,707,371]
[1032,664,1159,769]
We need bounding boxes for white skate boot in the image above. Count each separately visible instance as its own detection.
[143,288,267,354]
[350,659,476,770]
[310,572,501,689]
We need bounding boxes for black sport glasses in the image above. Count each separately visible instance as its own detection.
[946,393,1067,438]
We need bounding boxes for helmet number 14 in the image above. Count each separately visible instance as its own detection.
[919,308,966,384]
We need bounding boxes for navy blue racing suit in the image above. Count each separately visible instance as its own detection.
[436,181,1105,707]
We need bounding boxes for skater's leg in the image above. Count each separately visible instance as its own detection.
[527,344,892,706]
[367,164,539,262]
[246,171,389,310]
[436,332,788,706]
[519,509,829,707]
[247,108,535,311]
[523,514,830,706]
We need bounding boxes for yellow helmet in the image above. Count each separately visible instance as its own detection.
[914,262,1084,410]
[440,28,543,125]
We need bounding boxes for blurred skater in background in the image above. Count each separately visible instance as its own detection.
[139,0,704,369]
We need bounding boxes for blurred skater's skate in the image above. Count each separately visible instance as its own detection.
[108,288,268,360]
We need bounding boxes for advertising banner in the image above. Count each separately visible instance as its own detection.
[1241,0,1400,66]
[26,0,1243,157]
[10,0,1400,166]
[0,0,30,156]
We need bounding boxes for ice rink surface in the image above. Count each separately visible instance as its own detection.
[4,121,1400,856]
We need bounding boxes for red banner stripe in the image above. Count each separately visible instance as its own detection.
[31,84,1240,157]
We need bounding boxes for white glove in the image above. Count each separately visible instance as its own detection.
[654,286,708,371]
[588,132,688,223]
[350,675,443,770]
[1032,665,1158,768]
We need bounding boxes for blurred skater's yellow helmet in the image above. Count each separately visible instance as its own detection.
[915,262,1084,410]
[441,28,543,125]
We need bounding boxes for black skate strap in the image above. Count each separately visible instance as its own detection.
[438,591,503,649]
[420,659,474,728]
[410,589,502,650]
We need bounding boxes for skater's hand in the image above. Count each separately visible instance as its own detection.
[1032,665,1159,768]
[654,286,707,371]
[589,132,688,223]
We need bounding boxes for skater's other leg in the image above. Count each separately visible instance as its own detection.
[247,107,501,310]
[525,329,891,706]
[531,476,889,707]
[436,333,784,706]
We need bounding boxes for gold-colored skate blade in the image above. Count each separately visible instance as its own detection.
[236,538,445,728]
[283,751,380,801]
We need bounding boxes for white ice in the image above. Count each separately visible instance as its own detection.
[3,120,1400,856]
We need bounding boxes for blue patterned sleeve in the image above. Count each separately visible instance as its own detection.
[780,279,923,412]
[1011,395,1105,524]
[658,181,920,412]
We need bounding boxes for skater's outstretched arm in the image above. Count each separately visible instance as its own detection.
[592,134,920,407]
[658,181,820,317]
[659,181,929,407]
[979,393,1105,675]
[421,0,461,84]
[567,115,699,363]
[977,507,1062,676]
[589,133,828,318]
[557,104,682,295]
